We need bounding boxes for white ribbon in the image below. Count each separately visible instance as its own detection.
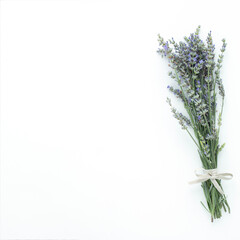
[189,168,233,195]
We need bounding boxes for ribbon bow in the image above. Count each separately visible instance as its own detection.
[189,168,233,195]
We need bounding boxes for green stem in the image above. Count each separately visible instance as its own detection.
[186,129,200,149]
[207,68,212,129]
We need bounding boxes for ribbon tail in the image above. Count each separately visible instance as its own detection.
[211,179,225,195]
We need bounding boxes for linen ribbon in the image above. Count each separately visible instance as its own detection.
[189,168,233,195]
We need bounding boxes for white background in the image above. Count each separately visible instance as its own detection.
[1,0,240,239]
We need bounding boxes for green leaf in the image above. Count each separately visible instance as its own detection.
[219,143,226,153]
[200,201,210,213]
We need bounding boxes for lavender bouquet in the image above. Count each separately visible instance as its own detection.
[157,26,232,221]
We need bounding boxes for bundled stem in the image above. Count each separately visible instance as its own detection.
[157,26,228,221]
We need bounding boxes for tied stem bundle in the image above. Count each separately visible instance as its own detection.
[157,26,231,221]
[189,168,233,196]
